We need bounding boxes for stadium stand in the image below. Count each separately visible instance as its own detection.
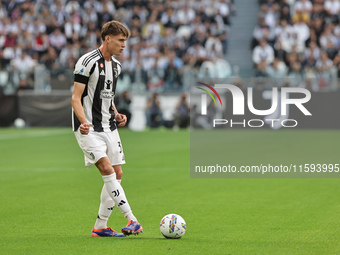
[0,0,235,94]
[252,0,339,91]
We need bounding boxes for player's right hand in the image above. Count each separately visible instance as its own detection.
[80,123,90,135]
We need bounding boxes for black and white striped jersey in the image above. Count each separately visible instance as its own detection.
[72,48,122,132]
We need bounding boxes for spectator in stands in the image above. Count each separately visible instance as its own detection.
[216,0,231,25]
[173,92,190,129]
[97,2,114,27]
[288,61,304,87]
[26,18,46,37]
[312,17,325,41]
[163,50,183,91]
[310,2,327,22]
[266,58,288,87]
[17,29,33,50]
[319,24,337,51]
[59,42,79,67]
[315,50,334,89]
[205,33,223,58]
[10,50,36,76]
[284,32,305,54]
[273,39,287,62]
[64,14,82,44]
[252,38,275,76]
[10,50,36,88]
[48,28,66,55]
[115,90,132,127]
[252,16,275,49]
[51,1,66,27]
[146,51,165,92]
[40,45,58,71]
[292,17,310,44]
[332,53,340,79]
[253,0,339,92]
[261,0,279,29]
[197,56,232,79]
[177,3,196,25]
[279,4,292,23]
[38,5,55,29]
[0,0,237,94]
[3,30,17,49]
[303,40,320,68]
[275,19,293,44]
[16,77,33,95]
[1,42,21,68]
[186,41,208,68]
[142,12,164,40]
[160,7,178,29]
[213,56,232,78]
[292,0,313,23]
[146,92,163,128]
[0,2,7,19]
[324,0,340,22]
[197,60,215,79]
[33,32,49,57]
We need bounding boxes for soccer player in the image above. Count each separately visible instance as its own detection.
[71,20,143,237]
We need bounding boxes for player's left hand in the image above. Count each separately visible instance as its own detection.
[115,113,127,127]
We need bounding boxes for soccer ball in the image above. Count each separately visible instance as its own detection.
[159,214,186,239]
[14,118,25,129]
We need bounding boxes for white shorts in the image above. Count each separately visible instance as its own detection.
[74,129,126,168]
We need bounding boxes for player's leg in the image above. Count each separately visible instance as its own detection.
[74,131,126,237]
[94,168,122,229]
[96,158,143,235]
[112,165,143,235]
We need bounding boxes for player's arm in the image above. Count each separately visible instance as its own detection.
[72,82,90,134]
[112,101,127,127]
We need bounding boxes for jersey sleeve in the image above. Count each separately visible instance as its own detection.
[74,55,93,85]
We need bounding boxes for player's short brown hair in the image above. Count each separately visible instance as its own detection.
[101,20,130,41]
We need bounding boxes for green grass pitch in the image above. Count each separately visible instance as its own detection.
[0,127,339,254]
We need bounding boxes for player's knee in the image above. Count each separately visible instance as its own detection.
[115,169,123,179]
[97,162,114,176]
[112,165,123,179]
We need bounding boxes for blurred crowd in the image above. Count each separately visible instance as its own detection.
[252,0,340,91]
[0,0,235,94]
[115,90,190,129]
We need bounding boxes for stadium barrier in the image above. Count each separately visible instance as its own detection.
[1,77,339,129]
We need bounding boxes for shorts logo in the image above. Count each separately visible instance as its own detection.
[89,152,95,160]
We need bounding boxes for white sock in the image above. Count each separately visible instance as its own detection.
[94,180,122,229]
[102,173,137,222]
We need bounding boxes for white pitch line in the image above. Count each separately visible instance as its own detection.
[0,167,80,172]
[0,129,71,140]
